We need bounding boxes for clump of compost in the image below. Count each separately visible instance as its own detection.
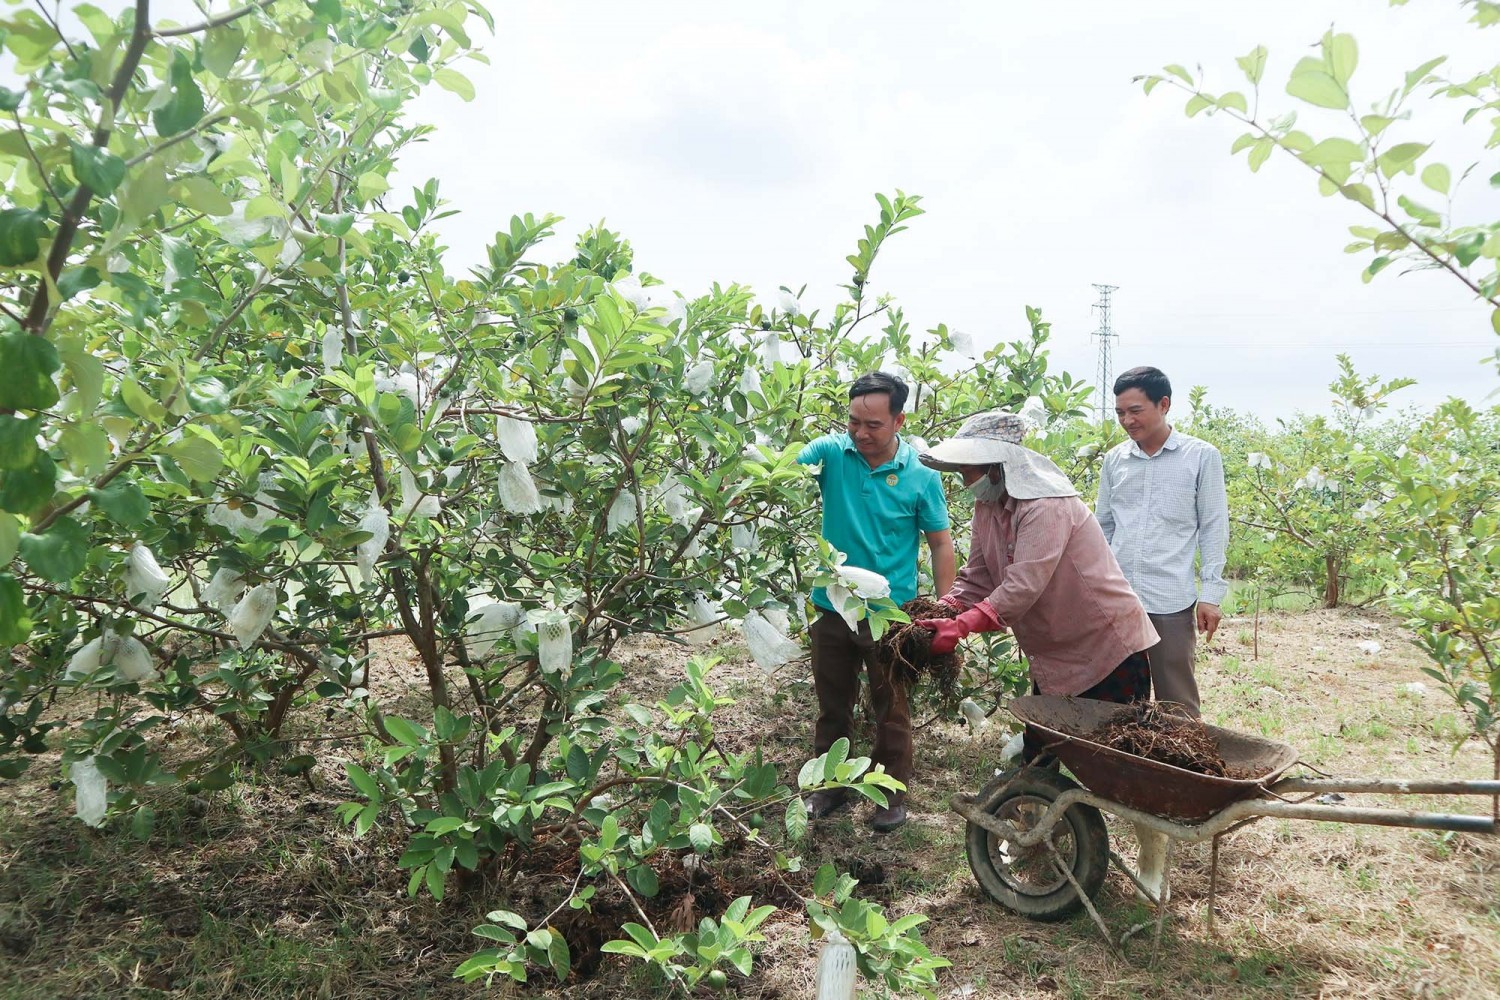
[1090,702,1234,777]
[877,597,962,702]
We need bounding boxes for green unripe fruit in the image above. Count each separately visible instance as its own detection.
[706,970,727,990]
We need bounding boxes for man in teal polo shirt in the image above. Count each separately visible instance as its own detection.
[796,372,955,831]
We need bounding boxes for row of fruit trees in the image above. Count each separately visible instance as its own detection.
[0,0,1496,994]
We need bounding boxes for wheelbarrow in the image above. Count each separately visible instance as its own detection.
[949,696,1500,954]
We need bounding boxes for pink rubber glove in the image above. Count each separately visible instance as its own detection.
[917,602,1003,655]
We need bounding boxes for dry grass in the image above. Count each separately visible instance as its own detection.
[1,608,1497,999]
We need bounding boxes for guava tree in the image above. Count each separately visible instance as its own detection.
[1137,0,1500,771]
[0,0,1097,983]
[1230,356,1412,607]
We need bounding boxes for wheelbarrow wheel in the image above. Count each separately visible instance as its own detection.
[964,766,1109,921]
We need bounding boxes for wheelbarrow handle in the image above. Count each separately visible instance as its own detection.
[1271,777,1500,797]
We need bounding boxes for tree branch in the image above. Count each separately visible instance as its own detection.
[22,0,151,334]
[153,0,279,37]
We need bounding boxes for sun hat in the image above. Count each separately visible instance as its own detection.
[918,410,1078,500]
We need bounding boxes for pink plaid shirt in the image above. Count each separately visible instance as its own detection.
[948,495,1158,696]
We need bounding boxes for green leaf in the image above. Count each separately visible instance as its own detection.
[599,941,645,959]
[316,212,355,236]
[202,22,246,77]
[0,86,22,112]
[1248,137,1274,172]
[131,805,155,842]
[0,573,31,645]
[0,512,17,563]
[1184,94,1212,118]
[0,208,46,267]
[1377,142,1430,178]
[1216,91,1248,114]
[1286,57,1348,110]
[627,863,659,897]
[1163,64,1192,84]
[0,416,39,470]
[0,453,56,513]
[161,234,196,290]
[689,822,713,854]
[1403,55,1447,95]
[57,266,101,302]
[385,716,426,747]
[1326,32,1358,87]
[1301,137,1364,169]
[167,435,222,482]
[784,796,807,842]
[346,762,380,799]
[57,424,107,479]
[1491,307,1500,336]
[486,909,528,931]
[18,515,89,582]
[308,0,343,24]
[70,143,126,196]
[118,163,168,228]
[547,932,570,982]
[153,52,205,137]
[822,737,849,781]
[1235,45,1268,85]
[0,332,60,411]
[1420,162,1451,196]
[434,67,475,101]
[90,479,149,528]
[357,172,389,199]
[177,176,233,216]
[1339,183,1375,210]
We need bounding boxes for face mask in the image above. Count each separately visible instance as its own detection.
[968,467,1007,504]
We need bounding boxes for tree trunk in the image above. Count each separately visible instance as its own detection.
[1323,553,1341,609]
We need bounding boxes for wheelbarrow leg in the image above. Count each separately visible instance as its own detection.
[1150,839,1174,965]
[1207,833,1221,937]
[1045,835,1121,958]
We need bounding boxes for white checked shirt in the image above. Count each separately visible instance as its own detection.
[1094,429,1229,614]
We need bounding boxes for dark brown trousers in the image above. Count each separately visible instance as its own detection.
[810,611,912,804]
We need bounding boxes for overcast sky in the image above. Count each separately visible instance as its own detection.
[19,2,1499,422]
[389,0,1500,423]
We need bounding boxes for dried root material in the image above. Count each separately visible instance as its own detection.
[1090,702,1234,777]
[876,598,962,703]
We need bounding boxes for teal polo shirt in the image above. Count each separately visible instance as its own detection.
[797,433,950,612]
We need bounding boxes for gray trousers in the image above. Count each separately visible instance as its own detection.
[1147,605,1200,716]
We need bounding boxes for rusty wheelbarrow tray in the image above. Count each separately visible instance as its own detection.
[1009,695,1299,822]
[950,696,1500,957]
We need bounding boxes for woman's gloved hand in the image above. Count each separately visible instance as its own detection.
[916,602,1003,655]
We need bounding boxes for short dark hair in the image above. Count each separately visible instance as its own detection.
[1113,366,1171,404]
[849,371,908,416]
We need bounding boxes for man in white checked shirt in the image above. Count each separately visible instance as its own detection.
[1094,366,1228,717]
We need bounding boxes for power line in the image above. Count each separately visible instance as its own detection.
[1091,283,1117,424]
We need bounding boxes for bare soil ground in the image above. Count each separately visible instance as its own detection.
[1,608,1496,999]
